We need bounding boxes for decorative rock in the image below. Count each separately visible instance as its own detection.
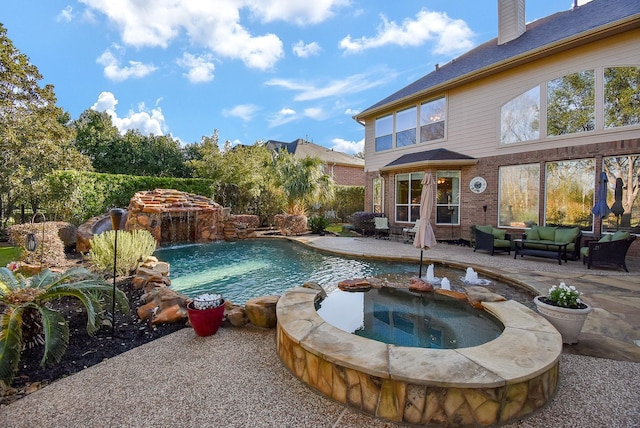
[408,278,434,292]
[226,304,249,327]
[338,278,371,292]
[245,295,280,328]
[435,288,468,301]
[137,287,188,324]
[465,286,506,309]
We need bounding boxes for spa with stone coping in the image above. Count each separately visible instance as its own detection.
[276,286,562,426]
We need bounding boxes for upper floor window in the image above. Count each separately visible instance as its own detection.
[547,70,595,136]
[396,106,417,147]
[420,97,445,142]
[375,114,392,151]
[605,66,640,128]
[500,86,540,144]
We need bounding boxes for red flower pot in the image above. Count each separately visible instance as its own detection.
[187,300,225,337]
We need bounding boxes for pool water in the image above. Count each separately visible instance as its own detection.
[317,287,504,349]
[154,239,419,304]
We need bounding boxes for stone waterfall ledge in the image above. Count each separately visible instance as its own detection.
[276,287,562,426]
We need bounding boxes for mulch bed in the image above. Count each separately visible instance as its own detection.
[0,276,187,407]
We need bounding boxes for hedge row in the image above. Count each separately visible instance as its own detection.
[43,170,216,225]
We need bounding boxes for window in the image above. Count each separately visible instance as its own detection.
[375,115,392,151]
[395,106,417,147]
[435,171,460,225]
[545,159,595,230]
[499,164,540,228]
[420,97,445,142]
[547,70,595,135]
[604,66,640,128]
[500,86,540,144]
[395,172,423,223]
[602,154,640,234]
[373,177,383,213]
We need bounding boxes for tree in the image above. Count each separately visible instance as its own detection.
[73,110,192,177]
[0,24,91,228]
[271,151,334,215]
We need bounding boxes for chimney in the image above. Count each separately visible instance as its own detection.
[498,0,526,45]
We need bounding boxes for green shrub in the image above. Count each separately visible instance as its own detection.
[88,229,157,276]
[308,216,329,234]
[333,186,364,221]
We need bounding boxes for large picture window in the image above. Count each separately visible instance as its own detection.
[547,70,595,136]
[545,159,595,230]
[375,115,392,152]
[420,97,445,142]
[435,171,460,225]
[500,86,540,144]
[395,172,423,223]
[603,154,640,234]
[499,164,540,228]
[604,66,640,129]
[396,106,417,147]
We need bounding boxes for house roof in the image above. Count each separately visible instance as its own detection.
[356,0,640,119]
[381,148,477,171]
[265,139,365,167]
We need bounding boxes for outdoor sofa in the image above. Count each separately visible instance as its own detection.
[516,226,582,263]
[581,231,636,272]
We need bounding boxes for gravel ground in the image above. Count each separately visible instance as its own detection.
[1,327,638,428]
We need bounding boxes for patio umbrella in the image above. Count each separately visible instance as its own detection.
[611,177,625,229]
[591,172,610,218]
[413,172,437,277]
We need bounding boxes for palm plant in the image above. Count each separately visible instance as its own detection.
[0,267,129,386]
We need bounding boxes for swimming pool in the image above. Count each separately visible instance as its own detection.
[154,239,419,304]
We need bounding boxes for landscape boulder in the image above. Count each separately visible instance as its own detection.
[245,295,280,328]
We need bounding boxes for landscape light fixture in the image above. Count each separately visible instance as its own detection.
[109,208,126,338]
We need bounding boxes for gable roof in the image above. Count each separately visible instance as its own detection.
[356,0,640,119]
[381,148,477,171]
[265,139,364,167]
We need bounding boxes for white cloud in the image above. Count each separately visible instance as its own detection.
[330,138,364,155]
[90,91,167,136]
[97,48,157,81]
[339,9,474,56]
[344,108,360,116]
[245,0,349,25]
[268,108,298,128]
[81,0,339,70]
[265,71,393,102]
[177,53,215,83]
[303,107,325,120]
[223,104,260,122]
[57,6,73,22]
[292,41,321,58]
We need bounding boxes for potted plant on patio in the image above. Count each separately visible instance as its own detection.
[534,282,593,344]
[186,293,225,337]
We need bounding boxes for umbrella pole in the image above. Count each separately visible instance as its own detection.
[419,250,423,277]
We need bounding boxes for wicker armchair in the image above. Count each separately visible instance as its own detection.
[581,234,636,272]
[473,225,512,256]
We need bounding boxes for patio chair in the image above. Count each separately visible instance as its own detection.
[403,220,419,243]
[581,232,636,272]
[374,217,390,239]
[473,225,512,256]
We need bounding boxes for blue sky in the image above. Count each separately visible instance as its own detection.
[1,1,590,154]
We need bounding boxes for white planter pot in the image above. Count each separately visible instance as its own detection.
[534,296,593,344]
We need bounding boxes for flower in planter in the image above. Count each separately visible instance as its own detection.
[6,261,20,272]
[192,293,223,310]
[546,282,583,308]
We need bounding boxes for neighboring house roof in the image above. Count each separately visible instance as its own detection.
[381,148,477,171]
[356,0,640,119]
[265,139,365,167]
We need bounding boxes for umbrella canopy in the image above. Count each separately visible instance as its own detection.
[413,173,437,250]
[611,177,625,216]
[591,172,610,218]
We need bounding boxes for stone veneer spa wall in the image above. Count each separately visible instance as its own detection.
[276,287,562,426]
